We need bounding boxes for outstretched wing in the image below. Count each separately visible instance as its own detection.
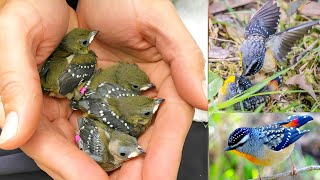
[268,20,319,62]
[245,0,280,38]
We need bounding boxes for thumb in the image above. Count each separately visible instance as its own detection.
[138,1,207,110]
[0,18,42,149]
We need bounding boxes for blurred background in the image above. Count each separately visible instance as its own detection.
[208,113,320,180]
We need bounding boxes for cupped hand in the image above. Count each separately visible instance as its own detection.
[76,0,207,179]
[0,0,109,179]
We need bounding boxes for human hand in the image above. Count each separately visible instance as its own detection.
[0,0,109,179]
[75,0,207,179]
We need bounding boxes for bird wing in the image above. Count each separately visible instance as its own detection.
[78,99,131,134]
[261,124,309,151]
[267,20,319,62]
[59,54,96,95]
[77,117,106,162]
[96,83,137,99]
[245,0,280,38]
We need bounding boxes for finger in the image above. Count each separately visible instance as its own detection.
[143,77,194,179]
[21,119,109,180]
[137,1,207,110]
[0,17,43,149]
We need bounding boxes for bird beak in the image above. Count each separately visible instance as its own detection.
[155,98,165,104]
[224,146,233,151]
[88,30,99,44]
[153,98,165,113]
[140,83,155,91]
[128,146,145,158]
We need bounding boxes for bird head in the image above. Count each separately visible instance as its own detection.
[115,62,155,93]
[108,130,145,161]
[225,127,252,152]
[61,28,99,54]
[109,96,164,126]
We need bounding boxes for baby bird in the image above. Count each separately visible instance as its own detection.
[78,83,164,137]
[73,62,155,101]
[76,117,145,172]
[40,28,98,99]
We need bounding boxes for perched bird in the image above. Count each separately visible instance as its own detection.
[73,62,155,101]
[225,115,313,166]
[241,0,319,76]
[78,83,165,137]
[76,117,145,172]
[40,28,99,99]
[217,75,282,110]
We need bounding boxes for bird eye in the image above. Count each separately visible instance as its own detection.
[132,84,139,90]
[120,152,126,157]
[143,111,151,117]
[80,39,89,47]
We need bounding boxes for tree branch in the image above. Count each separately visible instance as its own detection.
[250,165,320,180]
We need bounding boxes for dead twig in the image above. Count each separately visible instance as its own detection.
[209,37,238,44]
[209,57,240,62]
[250,165,320,180]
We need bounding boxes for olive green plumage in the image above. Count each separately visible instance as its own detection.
[73,62,154,100]
[77,117,144,172]
[78,84,164,137]
[40,28,98,99]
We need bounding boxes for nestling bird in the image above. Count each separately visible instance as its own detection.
[76,117,145,172]
[73,62,155,101]
[40,28,99,99]
[217,75,281,111]
[78,83,165,137]
[225,115,313,166]
[241,0,319,76]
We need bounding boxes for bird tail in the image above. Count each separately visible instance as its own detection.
[281,115,314,128]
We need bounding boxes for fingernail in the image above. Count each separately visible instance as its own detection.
[202,80,208,99]
[0,111,19,144]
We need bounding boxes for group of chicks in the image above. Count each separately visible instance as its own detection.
[218,0,319,111]
[39,28,164,171]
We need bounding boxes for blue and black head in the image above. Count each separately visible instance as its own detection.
[225,127,252,151]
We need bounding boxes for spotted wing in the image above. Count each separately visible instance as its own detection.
[267,20,319,62]
[77,117,106,162]
[260,124,309,151]
[96,83,137,99]
[78,99,131,134]
[59,55,96,96]
[245,0,280,38]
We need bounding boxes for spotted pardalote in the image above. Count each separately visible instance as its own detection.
[241,0,319,76]
[77,83,164,137]
[76,117,145,172]
[218,75,282,111]
[40,28,98,99]
[73,62,155,101]
[225,115,313,166]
